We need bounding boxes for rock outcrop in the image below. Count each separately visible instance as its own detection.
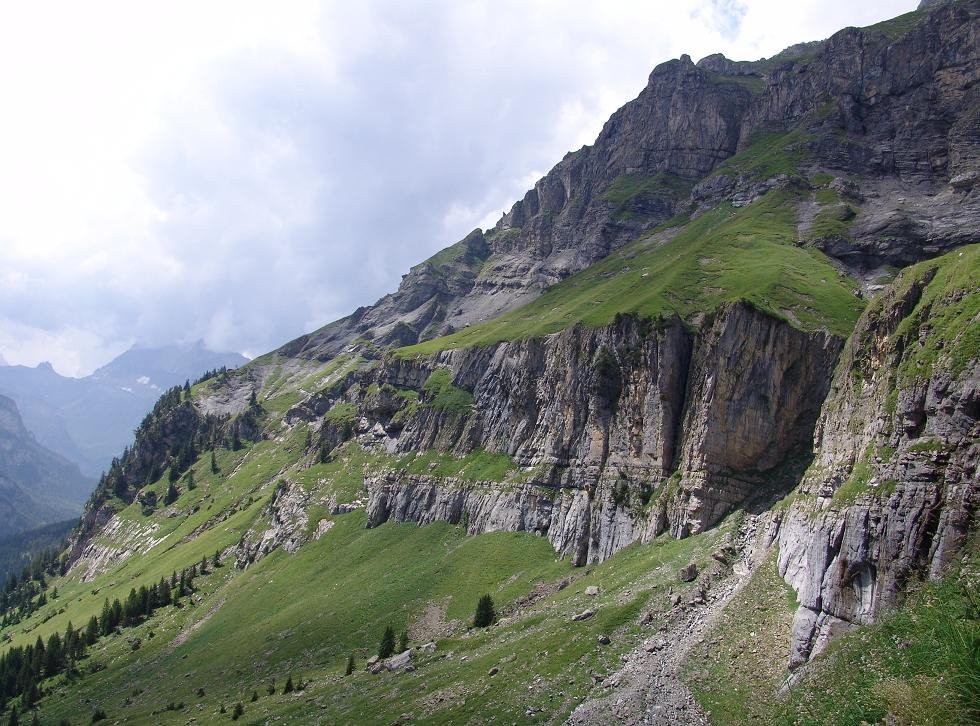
[365,303,840,563]
[776,245,979,667]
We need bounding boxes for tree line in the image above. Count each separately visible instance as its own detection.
[0,553,219,719]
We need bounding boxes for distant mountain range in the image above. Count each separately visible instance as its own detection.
[0,342,247,478]
[0,394,93,536]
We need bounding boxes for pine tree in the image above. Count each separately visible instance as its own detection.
[378,626,396,659]
[250,690,258,702]
[85,615,99,645]
[232,429,242,451]
[283,675,294,693]
[168,464,179,483]
[398,630,408,653]
[99,598,112,636]
[212,550,221,568]
[473,594,496,628]
[186,470,196,490]
[249,389,258,407]
[231,702,244,720]
[345,652,355,676]
[210,449,219,474]
[164,479,178,505]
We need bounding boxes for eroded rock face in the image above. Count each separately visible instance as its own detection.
[366,304,840,563]
[777,251,979,667]
[269,1,978,365]
[236,481,314,568]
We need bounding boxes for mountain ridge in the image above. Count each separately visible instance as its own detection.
[0,342,247,476]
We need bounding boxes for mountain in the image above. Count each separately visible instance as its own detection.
[0,342,248,476]
[0,395,94,536]
[1,2,977,724]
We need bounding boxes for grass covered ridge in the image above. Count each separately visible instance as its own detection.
[399,188,864,357]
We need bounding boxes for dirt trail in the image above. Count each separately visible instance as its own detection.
[567,514,769,725]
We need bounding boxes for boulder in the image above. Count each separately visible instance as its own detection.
[571,609,595,622]
[678,563,699,582]
[384,650,413,671]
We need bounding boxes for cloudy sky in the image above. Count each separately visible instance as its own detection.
[0,0,916,376]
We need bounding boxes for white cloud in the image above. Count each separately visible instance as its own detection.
[0,0,917,376]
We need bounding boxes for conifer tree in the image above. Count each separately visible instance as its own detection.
[283,675,294,693]
[250,690,258,702]
[212,550,221,568]
[85,615,99,645]
[398,630,408,653]
[378,626,396,659]
[473,594,496,628]
[164,479,179,504]
[210,449,219,474]
[232,429,242,451]
[345,652,355,676]
[99,598,112,636]
[186,470,196,490]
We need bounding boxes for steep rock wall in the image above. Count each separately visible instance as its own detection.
[776,247,979,667]
[366,304,841,563]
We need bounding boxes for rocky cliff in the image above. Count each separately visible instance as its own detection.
[273,0,978,365]
[776,244,978,667]
[362,303,839,564]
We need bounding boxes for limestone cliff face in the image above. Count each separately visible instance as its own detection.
[364,304,840,563]
[273,1,978,365]
[776,247,979,667]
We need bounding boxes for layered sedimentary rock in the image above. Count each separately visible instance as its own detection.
[271,1,978,365]
[777,247,979,667]
[365,303,840,563]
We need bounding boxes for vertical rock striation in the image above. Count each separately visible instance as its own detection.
[366,303,841,563]
[777,245,979,667]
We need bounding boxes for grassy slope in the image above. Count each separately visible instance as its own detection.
[683,547,979,725]
[399,188,863,357]
[682,551,798,724]
[7,436,737,724]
